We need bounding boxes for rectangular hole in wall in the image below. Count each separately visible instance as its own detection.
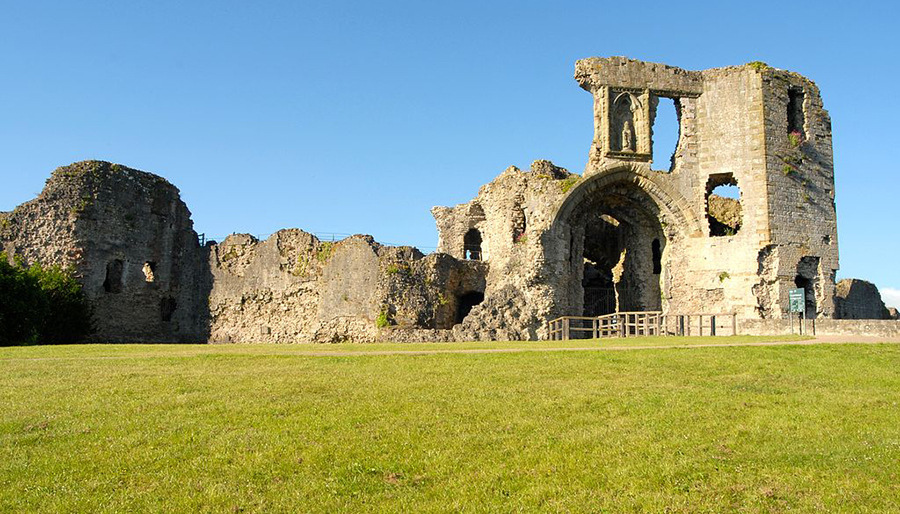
[706,173,742,237]
[787,88,805,136]
[103,259,124,293]
[651,96,680,172]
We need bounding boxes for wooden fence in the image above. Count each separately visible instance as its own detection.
[547,312,737,341]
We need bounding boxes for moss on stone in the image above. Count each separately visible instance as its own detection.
[560,176,580,194]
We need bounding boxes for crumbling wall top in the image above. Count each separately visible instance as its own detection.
[575,56,703,96]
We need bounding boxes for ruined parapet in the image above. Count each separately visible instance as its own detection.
[834,279,891,320]
[1,161,208,342]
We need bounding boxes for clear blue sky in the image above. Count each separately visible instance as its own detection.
[2,1,898,303]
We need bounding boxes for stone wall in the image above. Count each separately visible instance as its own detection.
[833,279,891,320]
[740,318,900,338]
[207,231,487,343]
[1,161,209,342]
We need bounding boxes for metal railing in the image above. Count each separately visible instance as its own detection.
[547,312,737,340]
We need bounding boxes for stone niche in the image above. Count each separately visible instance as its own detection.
[604,87,651,160]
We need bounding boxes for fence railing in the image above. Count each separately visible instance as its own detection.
[547,312,737,340]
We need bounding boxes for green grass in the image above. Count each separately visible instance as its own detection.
[2,339,899,512]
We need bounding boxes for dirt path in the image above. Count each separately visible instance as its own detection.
[4,336,900,362]
[292,336,900,357]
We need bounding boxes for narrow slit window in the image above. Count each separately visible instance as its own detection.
[787,88,805,137]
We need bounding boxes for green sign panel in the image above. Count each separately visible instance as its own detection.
[789,288,805,313]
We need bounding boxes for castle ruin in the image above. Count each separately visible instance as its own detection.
[2,57,895,343]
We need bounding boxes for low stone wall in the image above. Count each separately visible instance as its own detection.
[739,318,900,338]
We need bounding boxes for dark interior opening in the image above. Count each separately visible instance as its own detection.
[464,229,482,260]
[794,256,819,319]
[582,215,622,316]
[160,297,177,322]
[456,291,484,324]
[103,259,124,293]
[652,238,662,275]
[573,183,666,317]
[787,88,805,136]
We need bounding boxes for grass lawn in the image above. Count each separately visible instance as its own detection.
[1,338,899,512]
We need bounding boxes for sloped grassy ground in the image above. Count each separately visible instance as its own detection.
[1,340,899,512]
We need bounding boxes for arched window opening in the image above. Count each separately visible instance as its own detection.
[456,291,485,324]
[464,229,482,260]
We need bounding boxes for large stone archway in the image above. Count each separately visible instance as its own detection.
[546,164,700,317]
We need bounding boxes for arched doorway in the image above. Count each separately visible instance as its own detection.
[548,165,701,317]
[576,184,666,314]
[463,228,483,260]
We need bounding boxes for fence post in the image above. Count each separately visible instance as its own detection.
[711,315,716,336]
[563,318,570,341]
[732,313,737,336]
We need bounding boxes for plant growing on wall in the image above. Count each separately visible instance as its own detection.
[560,176,580,193]
[375,307,393,328]
[316,242,335,263]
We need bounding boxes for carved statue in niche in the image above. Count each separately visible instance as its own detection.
[610,92,640,153]
[621,119,634,152]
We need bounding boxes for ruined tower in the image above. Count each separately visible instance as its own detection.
[436,57,838,325]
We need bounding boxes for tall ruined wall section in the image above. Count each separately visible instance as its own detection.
[1,161,209,342]
[678,66,773,318]
[760,67,839,318]
[433,160,578,340]
[572,58,838,320]
[208,231,486,343]
[564,58,776,319]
